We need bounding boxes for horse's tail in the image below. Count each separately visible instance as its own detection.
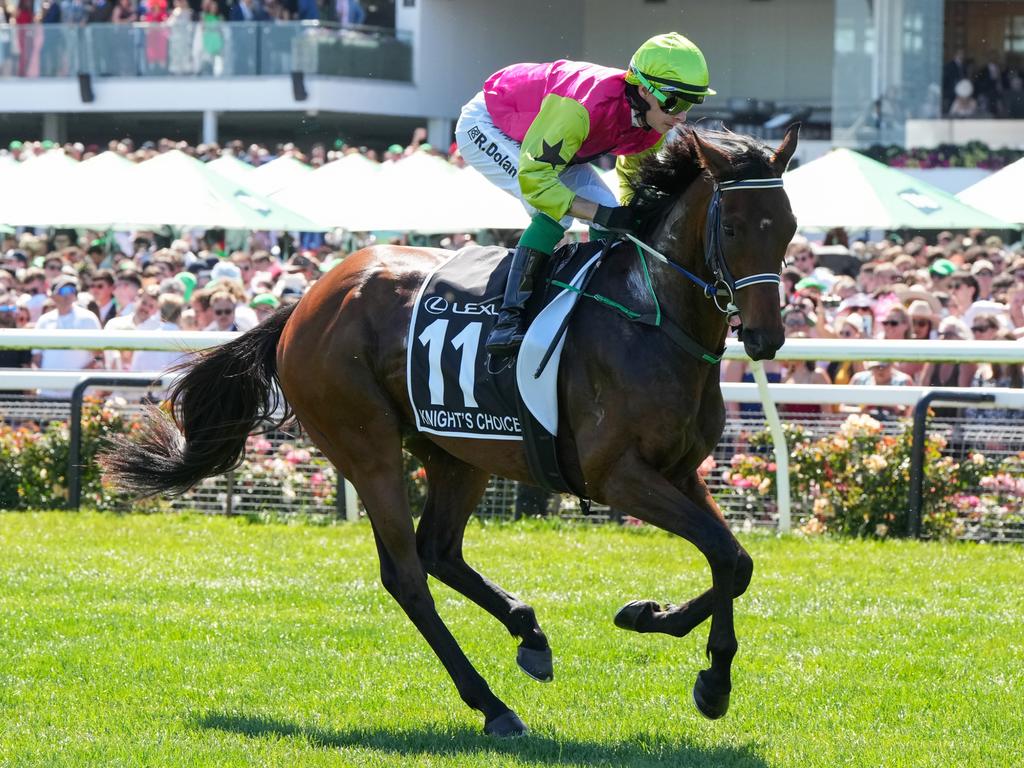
[101,302,299,498]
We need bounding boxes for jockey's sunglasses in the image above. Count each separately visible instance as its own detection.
[630,67,702,115]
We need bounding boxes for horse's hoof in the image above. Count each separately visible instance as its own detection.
[484,709,529,737]
[692,669,730,720]
[516,645,553,683]
[614,600,659,632]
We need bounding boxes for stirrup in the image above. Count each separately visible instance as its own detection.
[486,327,525,357]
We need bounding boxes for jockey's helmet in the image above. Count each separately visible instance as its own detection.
[626,33,715,114]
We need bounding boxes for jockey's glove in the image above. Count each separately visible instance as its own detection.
[593,205,639,234]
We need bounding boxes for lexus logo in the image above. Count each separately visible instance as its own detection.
[424,296,449,315]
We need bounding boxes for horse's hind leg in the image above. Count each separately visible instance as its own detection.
[300,416,526,736]
[411,442,552,682]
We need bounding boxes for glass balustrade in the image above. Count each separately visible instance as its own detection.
[0,21,411,80]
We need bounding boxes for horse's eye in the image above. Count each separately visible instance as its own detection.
[723,225,736,237]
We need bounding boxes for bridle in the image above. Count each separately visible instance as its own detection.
[627,176,785,323]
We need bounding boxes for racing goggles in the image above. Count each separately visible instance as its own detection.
[630,67,705,115]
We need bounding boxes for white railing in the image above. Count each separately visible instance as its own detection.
[0,329,235,351]
[3,330,1023,362]
[2,331,1023,530]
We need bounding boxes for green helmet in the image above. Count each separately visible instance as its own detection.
[626,33,715,109]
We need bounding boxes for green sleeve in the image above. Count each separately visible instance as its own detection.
[518,94,590,221]
[615,134,666,205]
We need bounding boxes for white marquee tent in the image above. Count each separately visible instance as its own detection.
[956,158,1024,225]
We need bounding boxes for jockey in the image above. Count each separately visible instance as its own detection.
[455,32,714,356]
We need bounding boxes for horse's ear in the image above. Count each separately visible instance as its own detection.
[771,122,801,175]
[692,131,734,181]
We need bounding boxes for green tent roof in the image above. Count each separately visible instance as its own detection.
[783,148,1017,230]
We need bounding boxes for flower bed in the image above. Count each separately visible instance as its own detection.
[722,414,1024,539]
[861,142,1024,170]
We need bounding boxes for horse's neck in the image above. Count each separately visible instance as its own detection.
[646,186,729,355]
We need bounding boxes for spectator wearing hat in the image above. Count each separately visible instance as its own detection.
[984,246,1007,275]
[794,275,829,299]
[250,293,280,324]
[251,249,278,279]
[3,249,29,272]
[969,313,1002,342]
[274,271,308,301]
[928,257,956,292]
[174,271,197,302]
[209,259,244,287]
[906,299,938,341]
[285,252,320,283]
[970,258,996,300]
[32,275,102,398]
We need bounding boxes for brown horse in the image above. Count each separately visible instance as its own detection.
[102,124,799,737]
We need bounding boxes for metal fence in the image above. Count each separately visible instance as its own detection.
[2,393,1020,541]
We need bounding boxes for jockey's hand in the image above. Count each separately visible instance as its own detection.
[593,205,640,234]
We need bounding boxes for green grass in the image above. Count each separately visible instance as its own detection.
[0,512,1021,767]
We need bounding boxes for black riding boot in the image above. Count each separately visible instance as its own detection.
[486,245,546,357]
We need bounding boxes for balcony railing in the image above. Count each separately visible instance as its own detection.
[0,21,411,81]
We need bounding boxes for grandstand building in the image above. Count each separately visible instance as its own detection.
[0,0,1021,152]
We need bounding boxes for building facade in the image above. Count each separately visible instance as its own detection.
[0,0,1020,150]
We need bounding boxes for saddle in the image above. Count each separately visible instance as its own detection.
[406,241,610,495]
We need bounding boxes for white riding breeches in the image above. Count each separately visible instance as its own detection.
[454,91,618,229]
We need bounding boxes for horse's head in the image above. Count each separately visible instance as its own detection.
[692,124,799,360]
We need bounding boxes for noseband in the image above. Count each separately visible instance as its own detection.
[627,176,785,319]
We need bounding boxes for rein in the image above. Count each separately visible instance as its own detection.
[620,175,786,363]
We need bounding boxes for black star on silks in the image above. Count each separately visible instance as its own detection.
[535,139,567,169]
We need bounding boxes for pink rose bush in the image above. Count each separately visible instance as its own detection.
[721,415,1024,540]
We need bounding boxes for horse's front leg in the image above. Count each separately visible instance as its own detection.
[614,477,753,639]
[602,453,745,719]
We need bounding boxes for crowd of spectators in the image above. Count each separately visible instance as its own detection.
[3,125,446,169]
[0,131,1021,412]
[0,229,346,398]
[942,49,1024,119]
[0,127,458,399]
[724,228,1024,419]
[0,0,372,78]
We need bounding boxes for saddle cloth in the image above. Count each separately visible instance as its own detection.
[406,242,605,441]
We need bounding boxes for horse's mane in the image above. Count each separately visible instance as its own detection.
[628,126,776,241]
